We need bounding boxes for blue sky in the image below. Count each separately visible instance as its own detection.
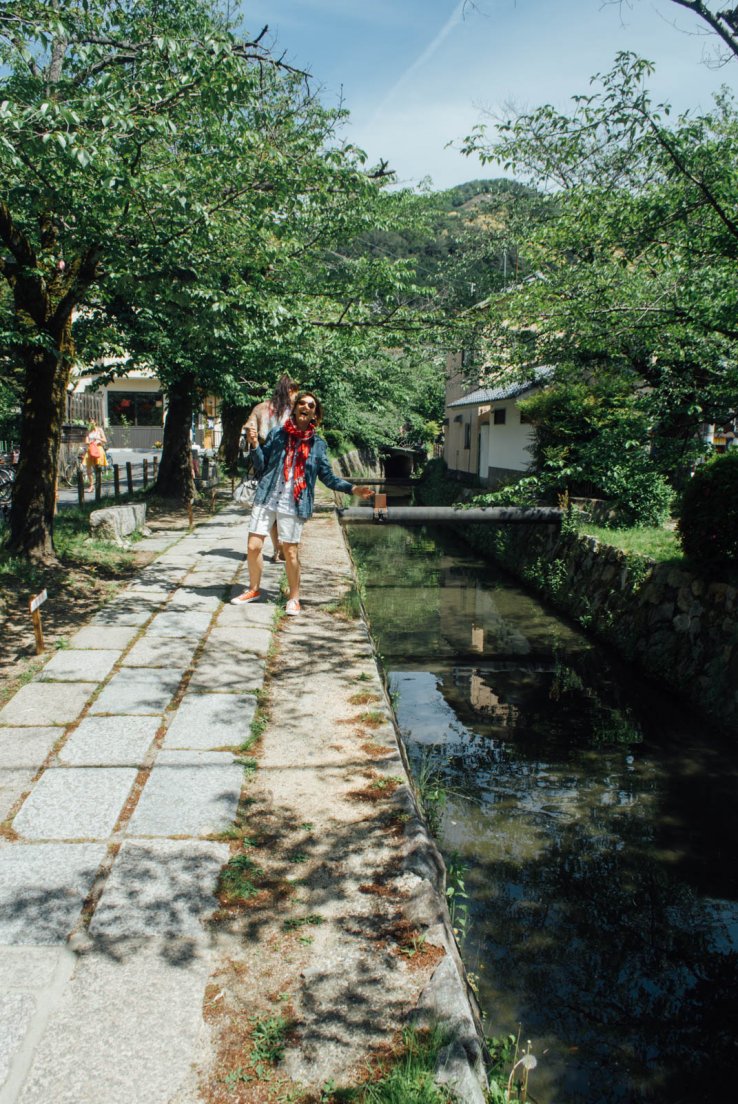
[241,1,735,189]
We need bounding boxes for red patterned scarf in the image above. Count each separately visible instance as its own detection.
[283,418,315,503]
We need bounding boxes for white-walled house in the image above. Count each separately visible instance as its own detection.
[443,354,553,485]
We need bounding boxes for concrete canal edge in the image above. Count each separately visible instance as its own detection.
[199,498,488,1103]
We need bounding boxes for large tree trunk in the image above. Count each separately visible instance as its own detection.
[155,372,196,501]
[7,319,73,563]
[219,402,250,472]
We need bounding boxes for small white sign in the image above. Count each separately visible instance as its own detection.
[29,589,48,613]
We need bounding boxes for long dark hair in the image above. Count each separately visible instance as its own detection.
[271,374,298,420]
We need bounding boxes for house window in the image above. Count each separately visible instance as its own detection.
[493,408,506,425]
[108,391,164,427]
[464,422,471,449]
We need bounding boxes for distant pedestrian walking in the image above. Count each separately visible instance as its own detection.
[84,423,107,492]
[231,391,373,615]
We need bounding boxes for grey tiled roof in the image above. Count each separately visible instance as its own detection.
[448,366,554,407]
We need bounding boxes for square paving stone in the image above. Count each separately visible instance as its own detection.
[13,939,213,1104]
[13,767,137,840]
[38,650,121,684]
[145,610,214,637]
[90,668,184,715]
[0,769,35,821]
[127,751,242,836]
[166,589,223,612]
[0,992,38,1088]
[216,599,275,628]
[187,649,265,693]
[0,843,107,944]
[91,607,152,628]
[163,694,257,750]
[207,625,271,657]
[0,683,94,728]
[59,716,160,767]
[0,727,59,769]
[121,636,198,670]
[90,839,228,937]
[67,625,140,651]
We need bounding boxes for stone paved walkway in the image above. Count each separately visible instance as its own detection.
[0,507,278,1104]
[0,502,485,1104]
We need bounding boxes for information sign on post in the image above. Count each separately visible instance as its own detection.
[28,589,48,654]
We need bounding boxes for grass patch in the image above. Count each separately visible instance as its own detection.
[217,850,264,904]
[574,519,682,562]
[321,1027,454,1103]
[349,691,380,706]
[357,709,386,729]
[250,1013,290,1064]
[283,913,325,931]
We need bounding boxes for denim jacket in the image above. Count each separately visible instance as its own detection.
[251,427,353,520]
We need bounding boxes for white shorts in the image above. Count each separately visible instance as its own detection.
[249,503,305,544]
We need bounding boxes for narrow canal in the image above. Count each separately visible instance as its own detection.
[346,521,738,1104]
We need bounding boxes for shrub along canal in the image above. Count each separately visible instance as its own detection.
[345,520,738,1104]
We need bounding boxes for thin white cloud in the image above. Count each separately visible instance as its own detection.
[366,0,469,124]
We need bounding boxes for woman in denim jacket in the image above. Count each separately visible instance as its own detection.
[231,391,372,615]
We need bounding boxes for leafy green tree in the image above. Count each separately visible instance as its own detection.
[1,0,312,556]
[460,53,738,484]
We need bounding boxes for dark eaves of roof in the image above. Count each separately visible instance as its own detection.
[447,365,555,408]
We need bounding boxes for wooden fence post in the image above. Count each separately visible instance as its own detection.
[113,464,120,498]
[126,462,133,494]
[153,456,158,481]
[143,459,148,488]
[95,468,102,501]
[77,469,84,506]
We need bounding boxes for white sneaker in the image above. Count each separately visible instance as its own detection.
[285,598,301,616]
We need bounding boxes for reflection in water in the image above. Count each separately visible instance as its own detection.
[348,523,738,1104]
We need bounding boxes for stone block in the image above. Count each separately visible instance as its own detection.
[0,727,59,769]
[187,649,265,693]
[90,668,184,715]
[163,693,257,750]
[0,843,107,944]
[68,625,141,651]
[12,939,213,1104]
[0,769,35,821]
[13,767,137,840]
[89,503,148,544]
[59,715,160,767]
[207,625,272,657]
[127,750,242,836]
[122,636,198,670]
[0,683,94,727]
[145,610,214,637]
[90,839,228,937]
[216,599,275,628]
[37,649,120,684]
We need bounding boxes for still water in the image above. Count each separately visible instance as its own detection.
[346,522,738,1104]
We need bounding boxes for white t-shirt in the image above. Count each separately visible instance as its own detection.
[265,447,298,515]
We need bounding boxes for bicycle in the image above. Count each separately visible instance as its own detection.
[59,451,85,487]
[0,466,14,505]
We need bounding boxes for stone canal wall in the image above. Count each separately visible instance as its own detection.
[469,524,736,732]
[412,479,738,733]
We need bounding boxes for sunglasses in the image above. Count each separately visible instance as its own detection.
[298,400,316,410]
